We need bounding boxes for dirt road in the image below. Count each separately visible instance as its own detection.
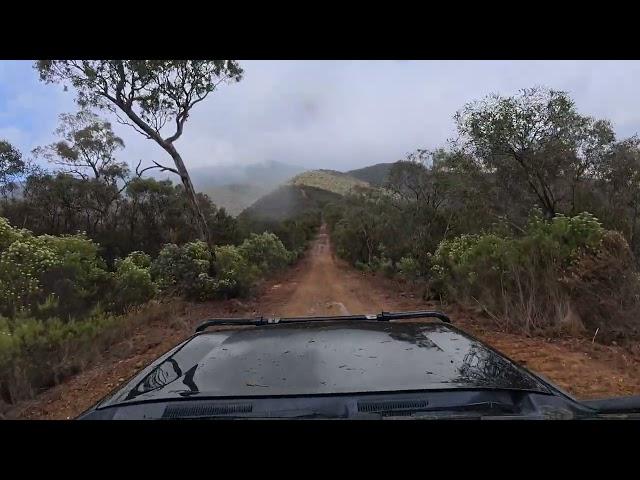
[261,225,402,317]
[9,226,640,419]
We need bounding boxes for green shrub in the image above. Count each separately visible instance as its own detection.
[213,245,260,298]
[121,250,152,269]
[109,252,156,313]
[150,241,213,299]
[560,230,640,339]
[238,233,293,274]
[0,301,181,407]
[37,233,112,319]
[0,235,59,316]
[429,211,613,334]
[0,311,123,404]
[398,256,420,280]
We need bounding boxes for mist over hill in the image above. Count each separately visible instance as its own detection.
[148,160,308,215]
[149,160,306,189]
[239,184,342,222]
[239,167,379,224]
[147,160,392,218]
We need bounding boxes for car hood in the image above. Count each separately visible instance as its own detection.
[99,321,552,408]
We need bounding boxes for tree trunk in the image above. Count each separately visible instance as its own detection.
[164,144,212,245]
[631,201,639,258]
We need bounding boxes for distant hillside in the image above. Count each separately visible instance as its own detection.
[239,184,342,222]
[289,169,370,196]
[146,160,306,216]
[204,183,270,216]
[149,160,306,190]
[346,162,395,186]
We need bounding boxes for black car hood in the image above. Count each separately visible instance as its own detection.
[99,321,552,408]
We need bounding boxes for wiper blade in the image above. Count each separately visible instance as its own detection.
[167,411,347,420]
[580,395,640,414]
[195,310,450,332]
[371,401,516,419]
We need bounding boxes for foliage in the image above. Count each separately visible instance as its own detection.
[0,218,112,320]
[35,60,245,241]
[397,256,420,281]
[0,300,181,407]
[212,245,259,298]
[109,252,156,313]
[0,311,121,404]
[32,110,127,181]
[560,231,640,339]
[239,207,322,258]
[238,233,293,275]
[455,86,615,219]
[427,211,634,335]
[1,173,240,263]
[0,140,27,198]
[150,241,212,299]
[149,236,290,301]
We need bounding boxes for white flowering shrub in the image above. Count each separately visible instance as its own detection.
[0,218,111,319]
[0,235,60,315]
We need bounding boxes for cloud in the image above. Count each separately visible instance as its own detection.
[2,60,640,172]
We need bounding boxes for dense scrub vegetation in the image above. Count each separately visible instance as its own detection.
[0,115,322,409]
[326,87,640,343]
[0,212,311,407]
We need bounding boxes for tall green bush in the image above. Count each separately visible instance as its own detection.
[213,245,260,298]
[109,252,156,313]
[429,211,618,334]
[238,232,293,274]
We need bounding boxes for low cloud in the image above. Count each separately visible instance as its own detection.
[2,60,640,173]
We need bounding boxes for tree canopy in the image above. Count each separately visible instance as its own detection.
[35,60,244,243]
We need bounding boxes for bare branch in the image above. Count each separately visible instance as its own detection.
[135,159,180,178]
[114,111,152,139]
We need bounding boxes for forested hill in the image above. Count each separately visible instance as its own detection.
[346,162,395,186]
[239,184,342,222]
[238,167,373,225]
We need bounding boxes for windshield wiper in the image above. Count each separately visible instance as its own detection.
[580,395,640,414]
[167,411,349,420]
[367,401,516,419]
[194,310,450,332]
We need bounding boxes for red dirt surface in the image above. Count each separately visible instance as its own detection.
[9,225,640,419]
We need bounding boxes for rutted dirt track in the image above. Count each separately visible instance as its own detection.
[10,226,640,419]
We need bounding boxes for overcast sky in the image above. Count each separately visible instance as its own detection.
[2,60,640,172]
